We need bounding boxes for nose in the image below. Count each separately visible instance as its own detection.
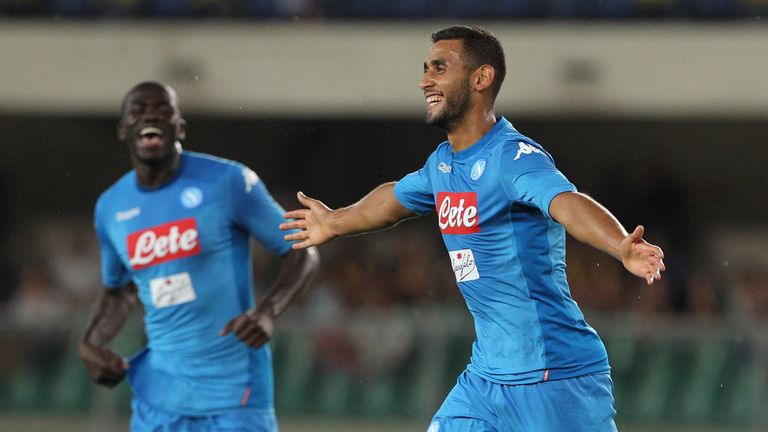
[141,104,162,123]
[419,72,433,91]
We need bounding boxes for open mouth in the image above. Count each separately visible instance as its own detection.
[139,126,164,139]
[426,94,443,110]
[137,126,165,148]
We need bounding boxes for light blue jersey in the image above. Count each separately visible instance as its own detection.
[94,151,293,415]
[394,117,609,385]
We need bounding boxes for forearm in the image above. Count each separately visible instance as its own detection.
[328,182,413,238]
[550,192,628,260]
[257,247,320,318]
[81,284,138,347]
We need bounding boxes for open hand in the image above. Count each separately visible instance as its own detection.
[280,192,336,249]
[620,225,666,285]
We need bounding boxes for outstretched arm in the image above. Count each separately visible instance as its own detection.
[279,182,416,250]
[78,283,138,387]
[220,247,320,348]
[549,191,665,285]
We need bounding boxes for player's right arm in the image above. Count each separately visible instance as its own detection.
[280,182,416,249]
[78,282,137,387]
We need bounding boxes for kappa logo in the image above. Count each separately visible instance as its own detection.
[242,168,260,193]
[437,192,480,234]
[513,141,543,161]
[437,161,452,174]
[127,218,201,270]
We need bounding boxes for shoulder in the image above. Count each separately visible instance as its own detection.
[497,132,554,165]
[184,151,244,173]
[427,141,451,164]
[96,171,134,209]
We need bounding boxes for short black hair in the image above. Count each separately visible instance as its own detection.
[431,26,506,103]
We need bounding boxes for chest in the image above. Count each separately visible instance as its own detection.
[106,182,232,270]
[432,157,508,235]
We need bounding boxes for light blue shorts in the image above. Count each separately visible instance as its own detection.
[130,397,278,432]
[428,370,617,432]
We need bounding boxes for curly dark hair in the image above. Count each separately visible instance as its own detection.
[431,25,506,104]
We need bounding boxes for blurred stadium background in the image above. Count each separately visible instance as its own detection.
[2,1,768,431]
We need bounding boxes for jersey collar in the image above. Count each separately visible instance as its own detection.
[451,116,511,162]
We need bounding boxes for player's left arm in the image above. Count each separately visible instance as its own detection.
[221,164,321,347]
[549,191,665,285]
[220,247,320,348]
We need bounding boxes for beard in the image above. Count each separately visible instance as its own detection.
[425,79,471,133]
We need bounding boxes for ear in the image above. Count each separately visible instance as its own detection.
[472,65,496,92]
[117,119,128,141]
[177,118,187,141]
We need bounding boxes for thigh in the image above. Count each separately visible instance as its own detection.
[209,408,278,432]
[429,371,500,432]
[499,373,617,432]
[130,397,190,432]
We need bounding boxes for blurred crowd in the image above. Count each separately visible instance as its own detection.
[1,205,767,411]
[2,0,767,19]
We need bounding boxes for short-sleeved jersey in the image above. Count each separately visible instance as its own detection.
[94,151,293,415]
[394,117,609,385]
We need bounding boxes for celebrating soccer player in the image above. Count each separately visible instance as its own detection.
[280,26,664,431]
[79,81,320,431]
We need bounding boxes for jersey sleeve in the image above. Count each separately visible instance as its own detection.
[229,164,294,256]
[500,140,577,219]
[94,198,132,289]
[393,155,436,215]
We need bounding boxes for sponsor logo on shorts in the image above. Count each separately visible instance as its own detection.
[513,141,543,161]
[437,192,479,234]
[449,249,480,282]
[127,218,201,269]
[149,272,196,308]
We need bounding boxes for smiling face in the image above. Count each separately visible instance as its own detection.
[118,83,186,167]
[419,39,472,133]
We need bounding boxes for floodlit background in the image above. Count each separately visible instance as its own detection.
[1,1,768,431]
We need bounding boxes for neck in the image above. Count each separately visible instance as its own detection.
[447,108,497,153]
[134,145,182,188]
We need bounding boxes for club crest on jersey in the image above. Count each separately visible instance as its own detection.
[470,158,487,181]
[180,187,204,208]
[437,161,452,174]
[437,192,480,234]
[128,218,201,270]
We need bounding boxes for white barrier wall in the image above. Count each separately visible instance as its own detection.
[1,21,767,117]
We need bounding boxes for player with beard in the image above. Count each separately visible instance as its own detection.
[280,26,665,431]
[79,81,320,431]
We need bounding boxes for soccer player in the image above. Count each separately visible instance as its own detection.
[78,81,320,431]
[280,26,665,431]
